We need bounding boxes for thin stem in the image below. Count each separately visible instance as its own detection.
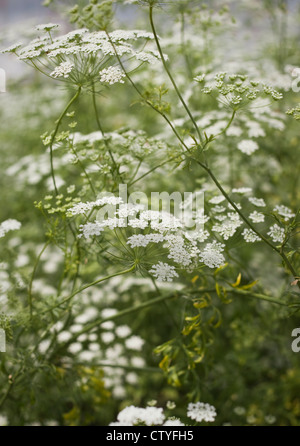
[49,86,81,194]
[28,240,51,319]
[0,368,22,411]
[65,361,161,374]
[91,83,124,183]
[41,264,136,314]
[105,31,191,153]
[180,11,193,78]
[229,288,288,307]
[70,141,97,197]
[149,5,203,146]
[129,154,182,187]
[63,290,180,346]
[192,159,299,282]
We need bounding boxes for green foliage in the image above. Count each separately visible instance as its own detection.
[0,0,299,427]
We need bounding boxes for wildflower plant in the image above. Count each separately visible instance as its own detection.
[0,0,299,427]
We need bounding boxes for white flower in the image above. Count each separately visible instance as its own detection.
[187,402,217,423]
[126,372,138,384]
[209,195,226,204]
[101,308,117,319]
[101,332,115,344]
[242,228,261,243]
[75,307,98,324]
[57,331,72,343]
[248,197,266,207]
[99,66,126,84]
[0,415,8,426]
[101,321,115,330]
[115,325,131,338]
[194,74,206,83]
[113,405,165,426]
[79,222,104,239]
[273,205,295,221]
[125,336,145,351]
[246,122,266,138]
[249,211,265,223]
[38,339,51,354]
[267,224,285,243]
[232,187,252,194]
[131,356,145,368]
[212,216,242,240]
[68,196,123,215]
[163,418,185,426]
[50,61,74,78]
[226,126,243,137]
[35,23,60,32]
[127,234,150,248]
[149,261,179,282]
[211,205,226,213]
[1,43,22,54]
[237,139,259,155]
[116,203,144,218]
[68,342,82,354]
[0,219,21,238]
[199,241,225,269]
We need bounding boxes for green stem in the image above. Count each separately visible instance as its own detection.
[63,290,179,346]
[0,368,22,411]
[66,362,161,374]
[129,154,181,186]
[229,288,288,307]
[49,86,81,194]
[91,83,124,183]
[28,240,51,319]
[41,264,136,314]
[149,5,203,146]
[70,142,97,197]
[105,31,191,154]
[107,31,298,284]
[192,159,299,282]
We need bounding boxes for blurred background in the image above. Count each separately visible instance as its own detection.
[0,0,60,79]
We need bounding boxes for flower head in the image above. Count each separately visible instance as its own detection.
[187,402,217,423]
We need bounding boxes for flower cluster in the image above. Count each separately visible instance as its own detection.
[109,401,216,426]
[195,71,283,110]
[0,219,21,238]
[50,61,74,79]
[68,185,296,281]
[2,27,163,88]
[187,402,217,423]
[99,66,126,84]
[110,405,165,426]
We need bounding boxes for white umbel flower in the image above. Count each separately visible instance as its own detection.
[248,197,266,207]
[149,261,179,282]
[35,23,60,32]
[237,139,259,155]
[242,228,261,243]
[111,405,165,426]
[249,211,265,223]
[99,66,125,85]
[163,418,185,426]
[50,61,74,78]
[0,219,21,238]
[273,205,295,221]
[187,402,217,423]
[267,224,285,243]
[199,241,225,269]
